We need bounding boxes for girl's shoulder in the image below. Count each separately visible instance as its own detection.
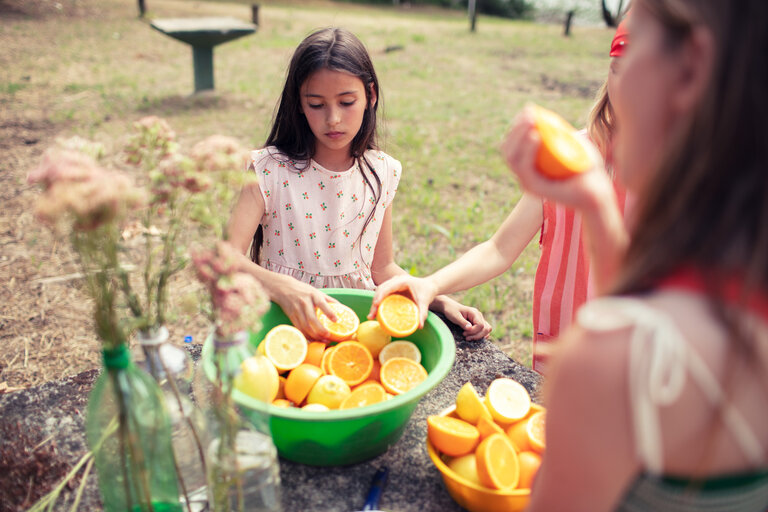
[363,150,403,188]
[363,149,401,172]
[250,146,293,171]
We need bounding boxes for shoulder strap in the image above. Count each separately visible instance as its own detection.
[578,297,766,473]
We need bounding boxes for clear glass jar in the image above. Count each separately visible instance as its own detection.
[137,326,207,511]
[198,331,282,512]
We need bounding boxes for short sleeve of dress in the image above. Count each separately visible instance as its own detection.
[378,152,402,210]
[251,148,274,214]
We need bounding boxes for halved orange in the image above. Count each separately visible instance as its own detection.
[284,363,323,406]
[339,382,387,409]
[527,410,546,453]
[477,415,506,441]
[327,341,374,387]
[321,344,336,375]
[532,104,592,180]
[475,432,520,490]
[304,341,327,367]
[427,415,480,457]
[375,294,420,338]
[316,303,360,342]
[379,357,428,395]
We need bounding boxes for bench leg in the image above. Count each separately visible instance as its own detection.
[192,46,214,92]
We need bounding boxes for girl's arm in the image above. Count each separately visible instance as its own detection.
[227,181,338,340]
[369,193,542,331]
[500,107,629,293]
[527,324,638,511]
[370,206,502,340]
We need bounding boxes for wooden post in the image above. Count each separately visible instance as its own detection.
[563,10,575,37]
[251,4,259,26]
[468,0,477,32]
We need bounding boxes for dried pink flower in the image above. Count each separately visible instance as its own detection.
[29,148,145,230]
[191,135,248,174]
[191,241,268,339]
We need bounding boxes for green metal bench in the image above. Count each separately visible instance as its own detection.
[150,17,257,93]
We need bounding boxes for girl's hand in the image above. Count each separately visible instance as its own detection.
[369,275,439,328]
[500,106,613,212]
[432,296,492,341]
[265,275,338,340]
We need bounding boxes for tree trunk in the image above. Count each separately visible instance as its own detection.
[563,10,575,37]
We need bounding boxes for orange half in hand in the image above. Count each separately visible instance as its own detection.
[316,302,360,342]
[532,105,592,180]
[376,294,420,338]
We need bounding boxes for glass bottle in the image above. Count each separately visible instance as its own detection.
[137,326,208,511]
[86,343,182,512]
[197,331,282,512]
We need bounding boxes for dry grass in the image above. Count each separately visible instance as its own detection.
[0,0,611,389]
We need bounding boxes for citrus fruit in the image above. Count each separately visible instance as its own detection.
[233,354,279,403]
[272,398,294,408]
[276,375,287,400]
[475,433,520,490]
[356,320,391,358]
[369,359,381,382]
[320,344,336,375]
[302,403,330,412]
[505,419,532,452]
[447,453,482,486]
[378,340,421,365]
[516,451,542,489]
[327,341,374,386]
[339,382,387,409]
[316,302,360,342]
[262,324,308,372]
[532,104,592,180]
[306,374,351,409]
[484,378,531,425]
[427,415,480,457]
[284,363,323,405]
[379,357,428,395]
[527,410,546,453]
[455,382,490,424]
[375,293,420,338]
[477,415,506,440]
[304,341,327,367]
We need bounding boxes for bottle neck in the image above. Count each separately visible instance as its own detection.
[213,331,249,351]
[138,325,170,347]
[102,344,131,370]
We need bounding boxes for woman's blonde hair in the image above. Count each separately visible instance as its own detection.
[586,79,615,175]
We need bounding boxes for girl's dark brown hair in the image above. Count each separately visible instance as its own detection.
[250,27,382,265]
[614,0,768,297]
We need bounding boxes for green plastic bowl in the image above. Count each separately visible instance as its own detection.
[201,288,456,466]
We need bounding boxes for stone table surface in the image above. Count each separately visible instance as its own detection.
[0,317,542,511]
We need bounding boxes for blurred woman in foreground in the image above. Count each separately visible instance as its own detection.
[502,0,768,510]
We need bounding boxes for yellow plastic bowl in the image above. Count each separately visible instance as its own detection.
[426,404,544,512]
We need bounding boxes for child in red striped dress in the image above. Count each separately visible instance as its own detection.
[371,18,632,374]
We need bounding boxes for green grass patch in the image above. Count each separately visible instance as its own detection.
[5,0,615,365]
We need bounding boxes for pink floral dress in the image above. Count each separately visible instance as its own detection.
[252,147,401,290]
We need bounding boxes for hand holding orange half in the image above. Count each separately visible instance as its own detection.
[531,105,592,179]
[501,105,610,214]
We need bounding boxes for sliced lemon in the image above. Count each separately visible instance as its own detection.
[455,381,491,424]
[262,324,308,372]
[483,378,531,425]
[378,340,421,365]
